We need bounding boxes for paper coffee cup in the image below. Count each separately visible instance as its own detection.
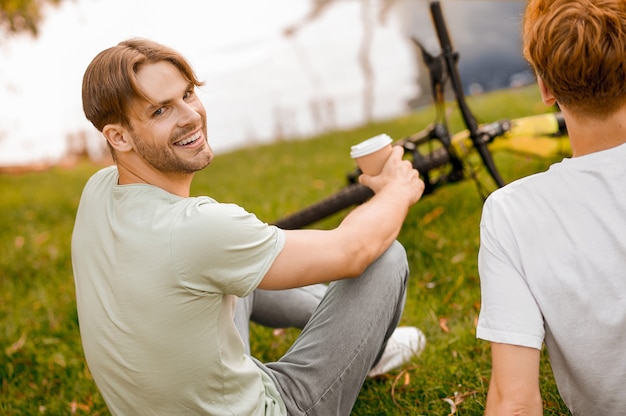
[350,134,393,175]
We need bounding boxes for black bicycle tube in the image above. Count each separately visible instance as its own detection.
[430,1,506,187]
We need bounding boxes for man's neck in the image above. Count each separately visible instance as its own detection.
[116,159,194,198]
[563,106,626,157]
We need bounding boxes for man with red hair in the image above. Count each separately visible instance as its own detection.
[477,1,626,414]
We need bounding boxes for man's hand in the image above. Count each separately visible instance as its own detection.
[358,146,425,206]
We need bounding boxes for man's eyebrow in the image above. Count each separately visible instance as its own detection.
[144,98,173,115]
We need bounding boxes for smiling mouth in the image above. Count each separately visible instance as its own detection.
[174,131,202,146]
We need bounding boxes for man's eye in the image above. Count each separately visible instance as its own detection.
[153,108,164,117]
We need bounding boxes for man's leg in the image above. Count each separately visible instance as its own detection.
[252,285,327,329]
[261,240,409,416]
[234,284,327,354]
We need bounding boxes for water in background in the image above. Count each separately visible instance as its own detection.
[0,0,527,167]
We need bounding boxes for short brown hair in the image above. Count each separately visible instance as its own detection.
[82,38,204,132]
[523,0,626,117]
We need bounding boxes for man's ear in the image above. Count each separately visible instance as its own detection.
[537,77,557,106]
[102,124,133,153]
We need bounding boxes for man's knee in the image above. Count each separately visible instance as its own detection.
[371,240,409,286]
[380,240,408,271]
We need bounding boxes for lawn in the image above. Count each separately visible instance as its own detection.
[0,85,571,415]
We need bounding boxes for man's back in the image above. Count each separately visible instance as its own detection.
[477,142,626,414]
[71,166,286,415]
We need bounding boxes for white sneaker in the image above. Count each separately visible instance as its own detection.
[367,326,426,378]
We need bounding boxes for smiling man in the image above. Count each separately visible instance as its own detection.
[72,38,426,415]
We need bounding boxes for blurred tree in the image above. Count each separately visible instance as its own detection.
[0,0,65,36]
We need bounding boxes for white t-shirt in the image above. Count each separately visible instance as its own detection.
[72,166,287,415]
[477,142,626,415]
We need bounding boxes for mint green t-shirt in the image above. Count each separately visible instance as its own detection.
[72,166,286,415]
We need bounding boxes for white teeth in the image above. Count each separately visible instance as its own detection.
[176,131,201,146]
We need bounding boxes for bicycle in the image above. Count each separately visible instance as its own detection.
[273,1,568,230]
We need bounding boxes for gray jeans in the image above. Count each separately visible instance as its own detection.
[235,240,409,416]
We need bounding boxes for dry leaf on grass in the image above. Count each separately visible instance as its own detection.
[5,332,27,356]
[272,328,286,337]
[442,389,478,416]
[14,235,25,249]
[439,317,449,333]
[421,207,445,225]
[390,365,421,411]
[450,252,466,264]
[69,400,91,413]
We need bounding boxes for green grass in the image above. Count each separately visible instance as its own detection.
[1,85,571,415]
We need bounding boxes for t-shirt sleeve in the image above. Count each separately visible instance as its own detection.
[170,198,285,297]
[476,195,545,350]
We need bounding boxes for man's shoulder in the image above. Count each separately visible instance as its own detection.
[486,161,566,207]
[174,198,268,232]
[84,165,118,190]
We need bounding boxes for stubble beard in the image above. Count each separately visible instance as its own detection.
[132,124,212,175]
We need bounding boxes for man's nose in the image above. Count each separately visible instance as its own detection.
[178,101,202,126]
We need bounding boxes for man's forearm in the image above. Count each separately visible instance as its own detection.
[485,343,543,416]
[338,183,412,263]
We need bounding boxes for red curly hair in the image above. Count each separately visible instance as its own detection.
[523,0,626,117]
